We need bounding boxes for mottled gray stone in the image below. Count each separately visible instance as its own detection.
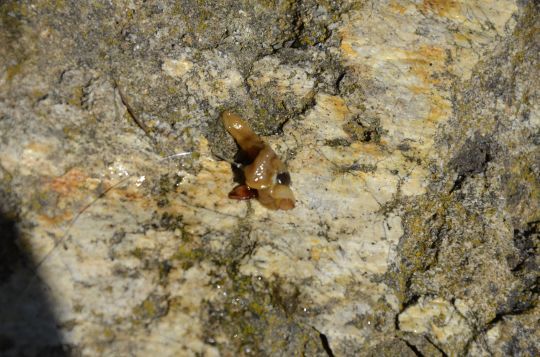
[0,1,538,356]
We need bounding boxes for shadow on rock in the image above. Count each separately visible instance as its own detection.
[0,209,70,356]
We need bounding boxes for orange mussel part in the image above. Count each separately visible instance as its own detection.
[228,184,258,200]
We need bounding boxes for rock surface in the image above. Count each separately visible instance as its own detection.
[0,0,538,356]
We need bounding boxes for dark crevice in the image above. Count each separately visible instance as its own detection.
[272,94,317,136]
[334,71,346,93]
[449,134,492,194]
[274,115,292,136]
[290,22,306,49]
[399,293,421,319]
[463,300,539,356]
[509,258,534,273]
[424,223,446,271]
[318,332,335,357]
[401,339,424,357]
[300,95,317,116]
[425,336,449,357]
[511,220,539,272]
[488,301,538,328]
[449,174,466,193]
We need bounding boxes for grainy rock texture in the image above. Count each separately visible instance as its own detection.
[0,0,538,356]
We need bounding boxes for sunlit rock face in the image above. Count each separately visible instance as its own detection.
[0,1,538,356]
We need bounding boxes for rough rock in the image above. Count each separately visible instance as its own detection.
[0,0,538,356]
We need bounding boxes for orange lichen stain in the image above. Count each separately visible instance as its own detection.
[420,0,461,18]
[408,85,430,95]
[427,93,451,123]
[49,169,88,196]
[340,40,357,58]
[409,63,436,85]
[319,95,351,121]
[338,24,359,60]
[120,187,145,202]
[40,179,150,229]
[168,164,236,213]
[403,45,446,86]
[389,1,408,14]
[417,45,446,63]
[400,45,452,125]
[453,31,472,44]
[310,246,321,261]
[38,210,73,226]
[351,142,385,158]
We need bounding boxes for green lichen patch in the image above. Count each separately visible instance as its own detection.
[343,115,384,143]
[324,138,351,147]
[172,245,205,270]
[131,294,169,325]
[202,274,325,355]
[392,4,540,353]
